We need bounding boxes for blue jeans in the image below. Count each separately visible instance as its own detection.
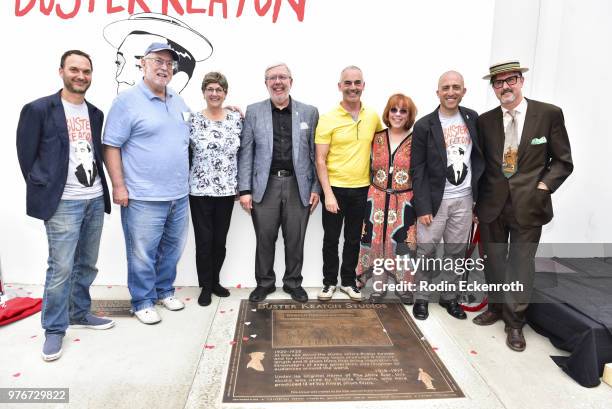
[42,197,105,335]
[121,197,189,311]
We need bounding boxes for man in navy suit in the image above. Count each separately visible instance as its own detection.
[16,50,114,362]
[410,71,484,321]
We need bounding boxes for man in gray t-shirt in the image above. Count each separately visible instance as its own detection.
[17,50,114,362]
[410,71,484,320]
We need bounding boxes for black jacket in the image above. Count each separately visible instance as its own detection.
[410,106,484,217]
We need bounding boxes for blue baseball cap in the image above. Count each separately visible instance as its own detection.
[143,42,179,61]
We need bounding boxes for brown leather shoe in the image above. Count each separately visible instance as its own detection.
[472,310,501,326]
[505,327,526,351]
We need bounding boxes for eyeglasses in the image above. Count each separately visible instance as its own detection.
[265,74,291,82]
[390,107,408,115]
[492,75,521,89]
[205,87,225,94]
[143,57,178,72]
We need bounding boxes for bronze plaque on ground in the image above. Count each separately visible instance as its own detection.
[223,300,463,403]
[90,300,132,317]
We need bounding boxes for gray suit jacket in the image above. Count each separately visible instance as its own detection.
[238,98,320,206]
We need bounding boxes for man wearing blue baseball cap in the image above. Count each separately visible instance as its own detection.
[103,42,191,324]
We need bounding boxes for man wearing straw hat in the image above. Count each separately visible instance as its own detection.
[474,60,573,351]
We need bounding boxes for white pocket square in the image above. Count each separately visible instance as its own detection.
[300,122,309,130]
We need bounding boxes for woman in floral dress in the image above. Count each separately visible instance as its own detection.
[357,94,418,303]
[189,72,243,306]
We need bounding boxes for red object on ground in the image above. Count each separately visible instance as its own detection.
[0,297,42,326]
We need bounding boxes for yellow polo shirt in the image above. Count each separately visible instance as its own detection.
[315,103,384,187]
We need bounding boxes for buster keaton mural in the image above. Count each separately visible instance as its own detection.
[103,12,213,93]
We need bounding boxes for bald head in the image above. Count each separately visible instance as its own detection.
[438,70,464,88]
[436,70,466,115]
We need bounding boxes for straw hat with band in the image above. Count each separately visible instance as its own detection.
[483,60,529,80]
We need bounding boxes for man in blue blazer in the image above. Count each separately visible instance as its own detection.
[238,63,320,303]
[410,71,484,321]
[16,50,113,362]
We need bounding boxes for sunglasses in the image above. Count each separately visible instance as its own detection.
[390,107,408,115]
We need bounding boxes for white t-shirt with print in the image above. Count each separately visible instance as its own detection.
[439,111,472,199]
[61,99,103,200]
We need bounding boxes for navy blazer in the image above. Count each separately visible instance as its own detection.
[16,90,111,220]
[410,106,484,218]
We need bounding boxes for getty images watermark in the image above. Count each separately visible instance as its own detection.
[369,254,524,293]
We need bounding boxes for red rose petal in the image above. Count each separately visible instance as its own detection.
[242,336,249,341]
[12,372,21,377]
[176,287,182,291]
[74,338,80,342]
[204,344,215,349]
[432,347,439,351]
[236,284,242,289]
[107,286,112,289]
[220,310,226,314]
[229,340,237,345]
[185,298,191,302]
[469,350,478,355]
[30,335,38,339]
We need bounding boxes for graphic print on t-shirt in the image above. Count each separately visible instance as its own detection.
[439,112,472,198]
[67,114,97,187]
[61,100,103,200]
[446,144,467,186]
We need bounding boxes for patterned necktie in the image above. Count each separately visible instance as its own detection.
[502,109,518,178]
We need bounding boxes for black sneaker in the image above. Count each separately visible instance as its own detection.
[198,289,212,306]
[249,286,275,302]
[283,285,308,303]
[212,284,230,297]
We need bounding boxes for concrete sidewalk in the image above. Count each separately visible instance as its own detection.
[1,284,610,409]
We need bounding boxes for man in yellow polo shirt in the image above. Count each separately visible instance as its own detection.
[315,66,384,301]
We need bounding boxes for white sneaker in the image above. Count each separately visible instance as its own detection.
[317,285,336,301]
[134,307,162,324]
[160,296,185,311]
[339,285,363,301]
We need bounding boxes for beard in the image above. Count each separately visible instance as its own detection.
[63,78,90,94]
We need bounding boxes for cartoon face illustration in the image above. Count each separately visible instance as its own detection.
[103,13,213,94]
[447,145,465,168]
[75,140,93,165]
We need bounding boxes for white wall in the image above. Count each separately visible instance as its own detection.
[489,0,612,255]
[2,0,607,287]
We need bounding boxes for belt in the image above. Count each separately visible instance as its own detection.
[371,184,412,194]
[270,169,293,177]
